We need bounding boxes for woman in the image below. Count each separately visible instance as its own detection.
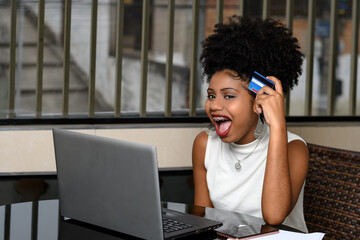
[192,16,309,233]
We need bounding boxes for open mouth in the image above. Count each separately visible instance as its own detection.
[212,115,232,137]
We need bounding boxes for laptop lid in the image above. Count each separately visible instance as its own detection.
[53,129,222,240]
[53,129,164,239]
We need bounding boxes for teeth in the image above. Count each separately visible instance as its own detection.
[213,116,229,121]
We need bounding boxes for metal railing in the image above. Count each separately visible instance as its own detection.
[2,200,60,240]
[1,0,359,120]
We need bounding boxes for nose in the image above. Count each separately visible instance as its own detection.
[207,97,223,112]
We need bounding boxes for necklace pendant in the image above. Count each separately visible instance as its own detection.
[235,162,241,170]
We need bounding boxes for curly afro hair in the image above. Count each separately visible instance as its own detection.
[200,16,304,95]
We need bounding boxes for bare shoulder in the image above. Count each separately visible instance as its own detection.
[288,140,309,160]
[192,131,209,165]
[288,140,309,173]
[193,131,209,149]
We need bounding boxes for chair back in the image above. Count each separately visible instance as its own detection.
[304,143,360,239]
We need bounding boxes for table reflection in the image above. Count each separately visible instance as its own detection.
[1,200,298,239]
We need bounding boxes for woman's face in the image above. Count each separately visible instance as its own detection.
[205,70,258,144]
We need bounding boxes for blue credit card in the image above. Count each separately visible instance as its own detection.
[248,71,275,94]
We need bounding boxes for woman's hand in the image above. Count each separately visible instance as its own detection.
[254,76,285,129]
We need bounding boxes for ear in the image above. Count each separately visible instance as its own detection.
[252,101,257,113]
[252,98,262,115]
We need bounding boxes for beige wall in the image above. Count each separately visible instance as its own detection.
[0,126,204,173]
[0,124,359,174]
[288,125,360,152]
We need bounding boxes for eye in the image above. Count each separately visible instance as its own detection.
[224,95,235,99]
[207,94,215,99]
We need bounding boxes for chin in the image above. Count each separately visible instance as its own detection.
[218,135,235,143]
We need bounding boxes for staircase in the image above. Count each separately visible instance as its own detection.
[0,3,111,118]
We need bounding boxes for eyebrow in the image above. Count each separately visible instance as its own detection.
[207,87,240,92]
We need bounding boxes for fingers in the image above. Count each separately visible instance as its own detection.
[256,76,283,96]
[268,76,283,95]
[254,76,284,117]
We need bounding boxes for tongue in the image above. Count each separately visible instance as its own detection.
[218,120,232,134]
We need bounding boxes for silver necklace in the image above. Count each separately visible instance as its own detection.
[229,138,261,170]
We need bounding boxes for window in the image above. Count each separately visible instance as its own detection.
[0,0,358,121]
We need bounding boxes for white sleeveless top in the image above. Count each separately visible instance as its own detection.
[204,124,308,233]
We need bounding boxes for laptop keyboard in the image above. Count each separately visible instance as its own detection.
[162,217,193,233]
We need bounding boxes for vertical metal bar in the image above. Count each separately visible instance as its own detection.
[285,0,294,116]
[8,0,17,119]
[63,0,72,118]
[285,0,294,30]
[140,0,150,117]
[238,0,244,17]
[4,205,11,240]
[88,0,98,118]
[305,0,316,116]
[189,0,200,116]
[216,0,223,24]
[115,0,124,117]
[31,201,39,240]
[36,0,45,118]
[327,0,338,115]
[349,0,359,115]
[165,0,175,117]
[15,2,24,112]
[262,0,270,20]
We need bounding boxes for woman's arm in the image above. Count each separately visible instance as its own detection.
[192,131,213,208]
[255,76,309,225]
[262,130,309,225]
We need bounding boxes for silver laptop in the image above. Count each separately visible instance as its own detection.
[53,129,222,240]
